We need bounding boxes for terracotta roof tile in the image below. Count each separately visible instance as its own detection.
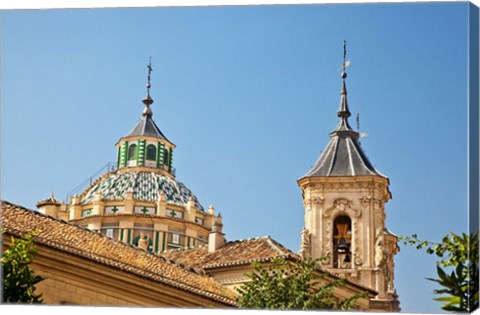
[162,236,377,294]
[162,236,299,269]
[1,200,236,306]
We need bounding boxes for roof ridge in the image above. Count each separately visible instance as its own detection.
[264,236,292,256]
[225,235,265,245]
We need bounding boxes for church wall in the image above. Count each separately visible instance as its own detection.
[3,238,231,307]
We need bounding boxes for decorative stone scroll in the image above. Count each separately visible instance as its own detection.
[323,198,361,218]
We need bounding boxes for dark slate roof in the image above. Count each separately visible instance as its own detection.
[126,114,169,140]
[303,77,386,178]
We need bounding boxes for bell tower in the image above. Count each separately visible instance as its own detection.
[297,42,400,311]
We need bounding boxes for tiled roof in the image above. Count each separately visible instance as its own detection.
[1,200,236,306]
[162,236,298,269]
[162,236,377,294]
[80,171,204,211]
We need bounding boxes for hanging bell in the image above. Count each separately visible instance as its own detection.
[337,237,348,253]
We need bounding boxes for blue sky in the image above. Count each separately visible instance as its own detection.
[1,2,474,313]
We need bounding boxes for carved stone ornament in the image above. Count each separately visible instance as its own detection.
[334,198,351,211]
[303,198,311,210]
[360,196,371,208]
[352,220,363,265]
[298,227,311,258]
[323,198,361,217]
[322,221,332,265]
[374,227,386,268]
[314,196,325,205]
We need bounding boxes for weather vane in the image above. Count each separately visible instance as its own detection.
[339,40,351,77]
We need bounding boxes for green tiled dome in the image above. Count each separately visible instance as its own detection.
[81,171,204,211]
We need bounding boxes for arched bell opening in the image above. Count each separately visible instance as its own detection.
[333,215,352,269]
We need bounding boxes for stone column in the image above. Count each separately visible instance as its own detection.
[156,193,167,216]
[124,189,134,214]
[154,222,168,253]
[92,192,105,216]
[208,214,225,252]
[69,194,83,220]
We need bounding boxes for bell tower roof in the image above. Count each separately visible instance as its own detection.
[303,41,385,178]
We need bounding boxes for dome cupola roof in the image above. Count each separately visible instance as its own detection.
[80,171,204,211]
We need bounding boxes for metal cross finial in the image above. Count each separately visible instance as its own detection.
[142,57,154,111]
[147,57,153,90]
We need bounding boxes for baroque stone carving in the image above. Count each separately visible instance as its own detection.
[352,220,363,266]
[303,198,311,210]
[323,198,361,218]
[374,227,386,268]
[298,227,311,258]
[360,196,371,208]
[314,196,325,205]
[334,198,351,211]
[322,221,332,265]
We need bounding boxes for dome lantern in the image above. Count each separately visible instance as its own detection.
[116,59,175,176]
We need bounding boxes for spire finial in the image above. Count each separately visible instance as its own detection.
[142,57,154,117]
[336,40,352,123]
[341,40,347,79]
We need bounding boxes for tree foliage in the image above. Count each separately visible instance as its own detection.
[399,232,479,312]
[1,233,44,303]
[236,257,367,310]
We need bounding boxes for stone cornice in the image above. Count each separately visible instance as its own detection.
[116,166,174,178]
[115,135,176,149]
[298,176,392,200]
[69,213,210,231]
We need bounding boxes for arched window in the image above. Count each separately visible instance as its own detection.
[146,144,157,161]
[128,144,137,160]
[333,215,352,269]
[163,148,169,166]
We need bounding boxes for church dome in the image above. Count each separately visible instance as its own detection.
[80,171,204,211]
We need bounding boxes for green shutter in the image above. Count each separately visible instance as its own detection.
[155,231,160,253]
[161,232,166,251]
[137,140,146,166]
[127,229,132,243]
[157,142,165,168]
[119,142,128,168]
[169,149,173,172]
